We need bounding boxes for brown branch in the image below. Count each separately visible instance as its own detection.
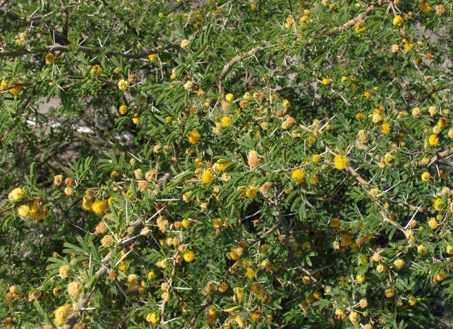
[415,147,453,167]
[342,0,385,29]
[218,46,264,82]
[0,43,179,59]
[62,174,170,329]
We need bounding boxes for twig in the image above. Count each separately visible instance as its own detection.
[218,46,265,82]
[0,43,179,59]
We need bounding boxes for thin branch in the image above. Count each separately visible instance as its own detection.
[0,43,179,59]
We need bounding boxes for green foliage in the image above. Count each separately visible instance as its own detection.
[1,0,452,328]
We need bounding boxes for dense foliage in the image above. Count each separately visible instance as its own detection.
[1,0,452,328]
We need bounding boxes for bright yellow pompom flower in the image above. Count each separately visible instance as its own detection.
[420,2,432,13]
[146,312,160,324]
[421,172,431,181]
[45,53,55,64]
[8,187,25,201]
[381,123,391,135]
[291,169,305,184]
[246,186,258,198]
[221,116,233,127]
[92,200,107,214]
[429,134,439,146]
[119,105,128,115]
[118,79,129,91]
[433,198,444,212]
[90,64,102,76]
[334,155,348,170]
[322,77,331,85]
[188,131,201,144]
[393,15,403,26]
[183,250,195,262]
[201,170,213,183]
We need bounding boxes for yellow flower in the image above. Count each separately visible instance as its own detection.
[437,117,448,129]
[436,272,445,281]
[404,43,413,52]
[127,274,138,288]
[291,169,305,184]
[147,271,156,279]
[309,174,319,185]
[180,39,190,48]
[225,93,234,102]
[67,281,82,297]
[248,150,259,167]
[16,204,30,217]
[436,4,445,14]
[356,274,365,283]
[421,172,431,181]
[355,112,364,120]
[92,200,107,214]
[392,44,400,53]
[393,259,404,269]
[385,287,395,298]
[246,186,258,198]
[230,247,243,261]
[218,281,228,292]
[148,53,157,61]
[408,296,417,306]
[8,80,23,95]
[119,105,128,115]
[181,219,191,228]
[101,235,114,248]
[428,134,439,146]
[54,305,71,326]
[417,245,427,254]
[420,2,432,13]
[59,265,70,279]
[341,235,352,246]
[221,116,233,127]
[322,77,331,85]
[183,250,195,262]
[349,311,359,323]
[384,153,394,163]
[90,64,102,76]
[8,187,25,201]
[334,155,348,170]
[246,267,255,279]
[118,79,129,91]
[433,198,445,211]
[45,53,55,64]
[393,15,403,26]
[447,245,453,255]
[312,154,321,163]
[428,217,438,229]
[381,123,391,134]
[188,131,201,144]
[283,99,290,108]
[146,312,160,324]
[363,91,370,99]
[201,170,213,183]
[212,218,222,229]
[330,218,340,228]
[412,107,421,117]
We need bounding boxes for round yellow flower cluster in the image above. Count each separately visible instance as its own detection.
[334,155,348,170]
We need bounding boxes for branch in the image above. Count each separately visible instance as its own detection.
[341,0,385,29]
[62,174,171,329]
[218,46,264,82]
[0,43,179,59]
